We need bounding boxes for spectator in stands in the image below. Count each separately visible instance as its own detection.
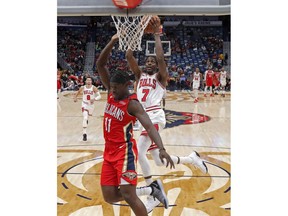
[63,78,76,91]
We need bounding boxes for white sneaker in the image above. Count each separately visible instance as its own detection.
[189,151,208,174]
[145,195,161,214]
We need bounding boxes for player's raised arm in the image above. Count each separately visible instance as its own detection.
[128,99,175,169]
[96,34,119,91]
[126,49,142,81]
[151,18,167,86]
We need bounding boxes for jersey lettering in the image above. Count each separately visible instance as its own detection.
[141,89,150,102]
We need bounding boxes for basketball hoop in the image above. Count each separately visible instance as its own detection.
[111,15,152,51]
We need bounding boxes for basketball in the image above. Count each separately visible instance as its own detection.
[144,15,161,34]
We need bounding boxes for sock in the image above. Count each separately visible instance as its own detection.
[144,176,153,185]
[177,156,192,164]
[136,186,152,197]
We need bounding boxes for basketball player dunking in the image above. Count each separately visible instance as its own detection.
[126,17,208,213]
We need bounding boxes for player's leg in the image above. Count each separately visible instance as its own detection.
[101,159,167,213]
[82,107,89,141]
[146,119,207,173]
[150,148,208,174]
[221,82,226,97]
[204,83,208,97]
[209,85,213,97]
[193,82,199,103]
[120,184,148,216]
[137,134,154,185]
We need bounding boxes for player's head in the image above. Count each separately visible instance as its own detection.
[195,67,200,73]
[221,67,224,71]
[85,77,93,85]
[110,71,131,100]
[144,56,158,75]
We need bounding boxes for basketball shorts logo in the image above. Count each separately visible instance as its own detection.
[122,171,137,181]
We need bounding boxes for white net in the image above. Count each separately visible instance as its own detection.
[111,15,152,51]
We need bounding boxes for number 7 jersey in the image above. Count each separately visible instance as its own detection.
[137,73,166,109]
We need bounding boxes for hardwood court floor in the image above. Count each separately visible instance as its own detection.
[57,90,231,216]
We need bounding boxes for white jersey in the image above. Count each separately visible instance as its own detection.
[137,73,166,131]
[193,72,201,83]
[220,71,227,82]
[220,71,227,86]
[137,73,165,109]
[82,85,95,105]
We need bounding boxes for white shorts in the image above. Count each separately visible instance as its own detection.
[193,81,200,89]
[82,102,95,116]
[220,81,226,87]
[139,108,166,134]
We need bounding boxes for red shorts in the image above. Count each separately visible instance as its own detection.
[101,140,138,186]
[206,79,213,87]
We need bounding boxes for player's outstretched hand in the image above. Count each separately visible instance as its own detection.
[111,34,119,41]
[159,149,175,169]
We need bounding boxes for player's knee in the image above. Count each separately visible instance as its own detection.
[121,190,137,204]
[138,152,147,163]
[102,193,117,203]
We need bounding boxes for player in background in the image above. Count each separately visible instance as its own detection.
[219,67,227,97]
[204,66,215,97]
[57,70,63,99]
[126,17,208,213]
[74,77,101,141]
[96,33,175,216]
[212,68,221,95]
[192,67,202,103]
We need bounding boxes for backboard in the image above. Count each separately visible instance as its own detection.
[57,0,230,16]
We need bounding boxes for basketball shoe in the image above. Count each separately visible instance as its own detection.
[189,151,208,174]
[83,134,87,141]
[147,179,168,211]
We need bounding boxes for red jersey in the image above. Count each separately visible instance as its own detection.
[103,93,138,156]
[57,74,61,90]
[213,72,220,87]
[205,70,214,86]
